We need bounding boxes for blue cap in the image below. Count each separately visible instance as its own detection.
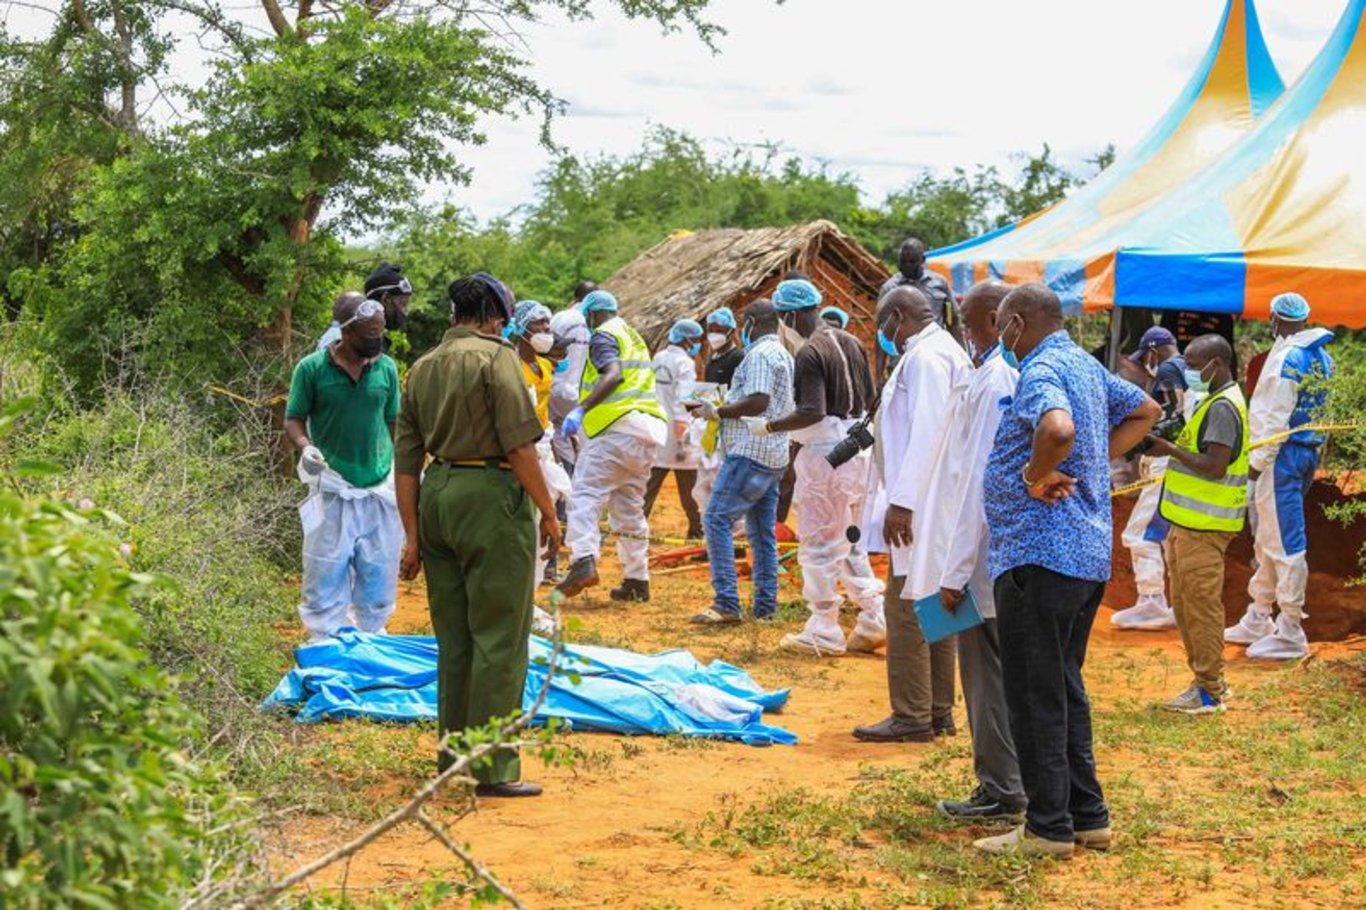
[706,306,737,330]
[513,300,552,335]
[1270,292,1310,321]
[773,279,822,312]
[1128,326,1178,361]
[580,289,619,315]
[820,306,849,329]
[668,318,703,345]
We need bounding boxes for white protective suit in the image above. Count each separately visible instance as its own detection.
[1117,455,1173,619]
[565,413,666,582]
[1230,327,1334,657]
[297,465,402,642]
[652,345,702,470]
[878,323,974,601]
[548,307,591,466]
[903,347,1018,615]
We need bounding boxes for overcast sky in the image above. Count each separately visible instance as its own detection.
[3,0,1351,223]
[448,0,1347,220]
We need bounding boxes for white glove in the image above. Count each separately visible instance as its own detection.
[696,400,720,422]
[741,416,772,438]
[300,445,328,476]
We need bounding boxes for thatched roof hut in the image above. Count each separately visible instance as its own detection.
[604,220,891,350]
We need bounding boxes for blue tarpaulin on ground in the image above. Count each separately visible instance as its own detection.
[263,630,797,746]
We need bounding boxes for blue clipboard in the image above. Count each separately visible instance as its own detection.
[913,589,984,645]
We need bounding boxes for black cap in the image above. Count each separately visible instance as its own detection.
[365,263,409,299]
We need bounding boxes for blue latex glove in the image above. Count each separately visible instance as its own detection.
[561,406,586,438]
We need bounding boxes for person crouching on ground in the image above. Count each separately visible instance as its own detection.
[854,286,971,743]
[556,290,669,603]
[688,300,795,626]
[974,283,1159,858]
[285,292,403,642]
[1144,334,1249,714]
[394,273,560,797]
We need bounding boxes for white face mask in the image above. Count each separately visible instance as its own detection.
[529,332,554,354]
[707,331,730,350]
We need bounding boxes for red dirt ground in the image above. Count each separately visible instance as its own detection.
[1107,479,1366,640]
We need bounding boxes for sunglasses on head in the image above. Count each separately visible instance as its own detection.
[370,277,413,297]
[340,298,385,328]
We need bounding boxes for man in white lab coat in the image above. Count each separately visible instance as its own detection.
[854,285,972,743]
[910,281,1026,820]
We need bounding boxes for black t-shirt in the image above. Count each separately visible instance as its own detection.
[705,347,745,386]
[792,325,875,419]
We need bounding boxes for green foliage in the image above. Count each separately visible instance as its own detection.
[1316,331,1366,579]
[0,401,259,907]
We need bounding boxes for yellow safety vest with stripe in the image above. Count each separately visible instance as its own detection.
[1159,383,1250,532]
[579,316,667,438]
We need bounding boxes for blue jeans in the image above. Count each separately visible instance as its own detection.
[704,456,784,618]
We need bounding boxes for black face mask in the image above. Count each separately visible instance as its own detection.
[385,308,406,331]
[903,263,925,280]
[354,336,384,359]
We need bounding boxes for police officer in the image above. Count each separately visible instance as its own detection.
[395,272,561,798]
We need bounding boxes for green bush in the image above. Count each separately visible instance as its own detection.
[0,401,259,906]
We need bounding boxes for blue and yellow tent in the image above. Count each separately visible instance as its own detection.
[930,0,1284,311]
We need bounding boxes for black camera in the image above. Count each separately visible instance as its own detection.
[1130,412,1186,457]
[826,418,875,468]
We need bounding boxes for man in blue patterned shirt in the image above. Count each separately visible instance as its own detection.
[974,284,1159,859]
[688,300,795,625]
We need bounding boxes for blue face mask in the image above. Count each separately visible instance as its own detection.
[741,321,754,350]
[1001,316,1023,370]
[877,329,900,358]
[553,358,569,374]
[1184,367,1210,393]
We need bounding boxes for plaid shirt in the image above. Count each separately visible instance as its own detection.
[720,334,794,469]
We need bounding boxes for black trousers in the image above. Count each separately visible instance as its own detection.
[643,467,702,539]
[995,564,1109,842]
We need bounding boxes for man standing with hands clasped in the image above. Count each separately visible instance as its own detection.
[1143,335,1249,715]
[394,273,560,798]
[974,284,1159,858]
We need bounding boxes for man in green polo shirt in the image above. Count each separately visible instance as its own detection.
[285,292,403,642]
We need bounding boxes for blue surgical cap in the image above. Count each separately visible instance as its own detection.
[773,279,822,312]
[706,306,737,330]
[513,300,552,335]
[1270,292,1310,321]
[668,318,703,345]
[820,306,849,329]
[580,289,619,315]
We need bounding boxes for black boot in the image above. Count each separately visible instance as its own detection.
[556,556,599,597]
[609,578,650,603]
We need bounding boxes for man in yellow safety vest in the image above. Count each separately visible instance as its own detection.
[1143,334,1249,715]
[557,290,669,602]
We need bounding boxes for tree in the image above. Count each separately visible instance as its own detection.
[5,0,725,393]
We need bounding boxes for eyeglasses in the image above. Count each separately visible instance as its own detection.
[340,298,385,328]
[369,278,413,297]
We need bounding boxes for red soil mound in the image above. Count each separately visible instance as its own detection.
[1107,480,1366,641]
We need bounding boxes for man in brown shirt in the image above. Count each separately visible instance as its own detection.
[395,272,560,798]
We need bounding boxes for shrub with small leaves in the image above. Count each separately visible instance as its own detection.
[0,402,251,907]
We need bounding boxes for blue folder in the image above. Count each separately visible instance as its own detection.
[913,589,984,645]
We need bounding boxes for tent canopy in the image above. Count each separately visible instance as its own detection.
[929,0,1288,315]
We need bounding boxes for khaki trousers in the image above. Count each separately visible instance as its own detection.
[885,574,956,727]
[1164,526,1235,697]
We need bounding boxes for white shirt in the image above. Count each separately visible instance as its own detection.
[861,322,973,575]
[904,348,1018,617]
[652,344,702,468]
[549,307,591,422]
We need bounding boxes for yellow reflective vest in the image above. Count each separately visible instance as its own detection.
[580,316,667,438]
[1159,383,1250,532]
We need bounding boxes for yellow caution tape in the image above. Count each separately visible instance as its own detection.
[1110,421,1360,498]
[207,385,288,408]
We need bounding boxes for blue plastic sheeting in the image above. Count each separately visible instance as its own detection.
[263,630,797,746]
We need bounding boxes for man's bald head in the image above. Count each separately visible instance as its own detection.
[898,238,928,279]
[882,286,934,325]
[961,281,1010,358]
[998,283,1064,362]
[333,290,368,324]
[743,298,779,340]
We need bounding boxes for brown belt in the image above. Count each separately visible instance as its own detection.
[437,458,513,471]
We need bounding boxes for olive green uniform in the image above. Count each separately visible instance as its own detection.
[395,327,544,782]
